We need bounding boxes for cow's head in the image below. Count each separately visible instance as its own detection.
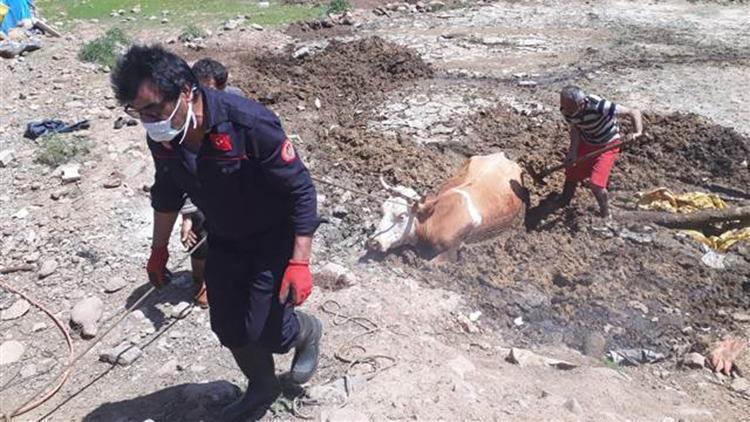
[367,176,421,252]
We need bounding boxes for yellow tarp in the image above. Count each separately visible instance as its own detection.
[636,188,749,252]
[636,188,727,213]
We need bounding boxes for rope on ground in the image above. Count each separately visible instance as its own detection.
[292,300,398,419]
[0,281,74,422]
[0,237,206,422]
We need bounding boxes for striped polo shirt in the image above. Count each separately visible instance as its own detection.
[564,95,620,145]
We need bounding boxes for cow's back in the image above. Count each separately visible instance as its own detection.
[463,153,525,239]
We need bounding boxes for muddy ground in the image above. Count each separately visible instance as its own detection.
[1,0,750,421]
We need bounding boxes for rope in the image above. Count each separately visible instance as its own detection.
[0,281,74,422]
[291,300,398,418]
[0,237,206,421]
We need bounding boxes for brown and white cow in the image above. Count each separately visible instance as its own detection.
[368,152,526,259]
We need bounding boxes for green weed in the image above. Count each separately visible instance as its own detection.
[78,28,129,67]
[327,0,351,14]
[35,134,90,167]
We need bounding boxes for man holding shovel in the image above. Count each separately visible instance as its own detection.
[556,86,643,218]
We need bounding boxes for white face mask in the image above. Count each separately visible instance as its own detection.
[143,93,197,144]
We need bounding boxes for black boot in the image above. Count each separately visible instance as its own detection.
[221,343,281,422]
[289,311,322,384]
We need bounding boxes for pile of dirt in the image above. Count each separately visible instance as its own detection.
[232,37,433,125]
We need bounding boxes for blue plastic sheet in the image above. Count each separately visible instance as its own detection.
[1,0,34,34]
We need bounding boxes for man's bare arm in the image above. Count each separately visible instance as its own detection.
[615,105,643,140]
[152,211,178,248]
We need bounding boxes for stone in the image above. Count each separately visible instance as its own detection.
[58,163,81,183]
[507,348,577,370]
[316,262,358,290]
[292,46,311,59]
[32,322,47,332]
[564,398,583,415]
[38,259,58,279]
[1,299,30,320]
[469,311,482,322]
[731,312,750,323]
[0,149,15,167]
[447,355,476,378]
[730,377,749,394]
[103,175,122,189]
[0,341,25,365]
[314,98,322,109]
[583,332,607,357]
[104,276,127,293]
[324,409,370,422]
[701,250,725,269]
[170,301,192,319]
[100,341,142,366]
[70,297,104,339]
[628,300,649,314]
[513,316,524,326]
[251,24,263,31]
[157,358,179,377]
[20,363,37,378]
[161,18,169,24]
[518,80,537,87]
[25,252,40,263]
[12,208,28,219]
[427,1,445,12]
[180,381,239,405]
[682,352,705,369]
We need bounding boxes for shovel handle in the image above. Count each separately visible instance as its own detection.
[539,136,638,179]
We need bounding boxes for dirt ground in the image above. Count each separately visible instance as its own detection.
[1,0,749,421]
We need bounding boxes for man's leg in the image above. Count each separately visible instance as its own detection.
[560,181,578,206]
[190,257,208,308]
[204,243,281,422]
[591,185,610,218]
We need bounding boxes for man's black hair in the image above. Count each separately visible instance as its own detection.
[192,58,229,86]
[111,44,198,104]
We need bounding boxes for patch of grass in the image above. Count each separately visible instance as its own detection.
[78,28,129,67]
[327,0,351,14]
[35,134,90,167]
[37,0,325,28]
[179,23,207,42]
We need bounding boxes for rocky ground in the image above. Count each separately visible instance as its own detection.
[1,0,749,421]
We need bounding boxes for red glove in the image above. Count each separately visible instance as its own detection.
[146,245,169,288]
[279,260,313,306]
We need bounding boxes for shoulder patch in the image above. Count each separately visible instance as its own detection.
[209,133,233,152]
[280,139,296,163]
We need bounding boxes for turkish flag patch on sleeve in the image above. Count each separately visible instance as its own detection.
[280,139,296,163]
[209,133,233,152]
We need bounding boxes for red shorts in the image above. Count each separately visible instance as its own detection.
[564,139,620,188]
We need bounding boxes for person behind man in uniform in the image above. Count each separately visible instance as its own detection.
[111,45,322,421]
[192,57,245,97]
[556,86,643,218]
[176,58,248,309]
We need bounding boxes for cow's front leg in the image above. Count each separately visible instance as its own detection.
[430,247,459,264]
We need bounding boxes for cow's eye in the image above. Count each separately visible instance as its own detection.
[396,213,407,221]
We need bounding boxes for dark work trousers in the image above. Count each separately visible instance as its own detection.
[204,226,300,352]
[186,210,209,260]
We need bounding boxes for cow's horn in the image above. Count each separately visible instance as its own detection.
[379,175,419,201]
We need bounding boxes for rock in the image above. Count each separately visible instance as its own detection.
[38,259,58,279]
[427,0,445,11]
[507,348,577,370]
[469,311,482,322]
[12,208,28,219]
[314,98,322,109]
[103,276,127,293]
[582,332,606,357]
[1,299,30,320]
[180,381,239,405]
[518,80,537,87]
[447,355,476,378]
[513,316,524,326]
[250,24,263,31]
[70,297,104,339]
[58,163,81,183]
[157,358,179,377]
[100,341,142,366]
[0,340,25,365]
[103,176,122,189]
[323,409,370,422]
[316,262,358,290]
[0,149,15,167]
[701,250,725,269]
[732,312,750,323]
[730,377,749,394]
[161,18,169,24]
[682,352,705,369]
[32,322,47,332]
[292,46,311,59]
[223,18,243,31]
[170,301,192,319]
[619,227,653,244]
[628,300,649,314]
[564,398,583,415]
[20,364,37,378]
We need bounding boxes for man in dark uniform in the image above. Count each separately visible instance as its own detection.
[111,45,322,421]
